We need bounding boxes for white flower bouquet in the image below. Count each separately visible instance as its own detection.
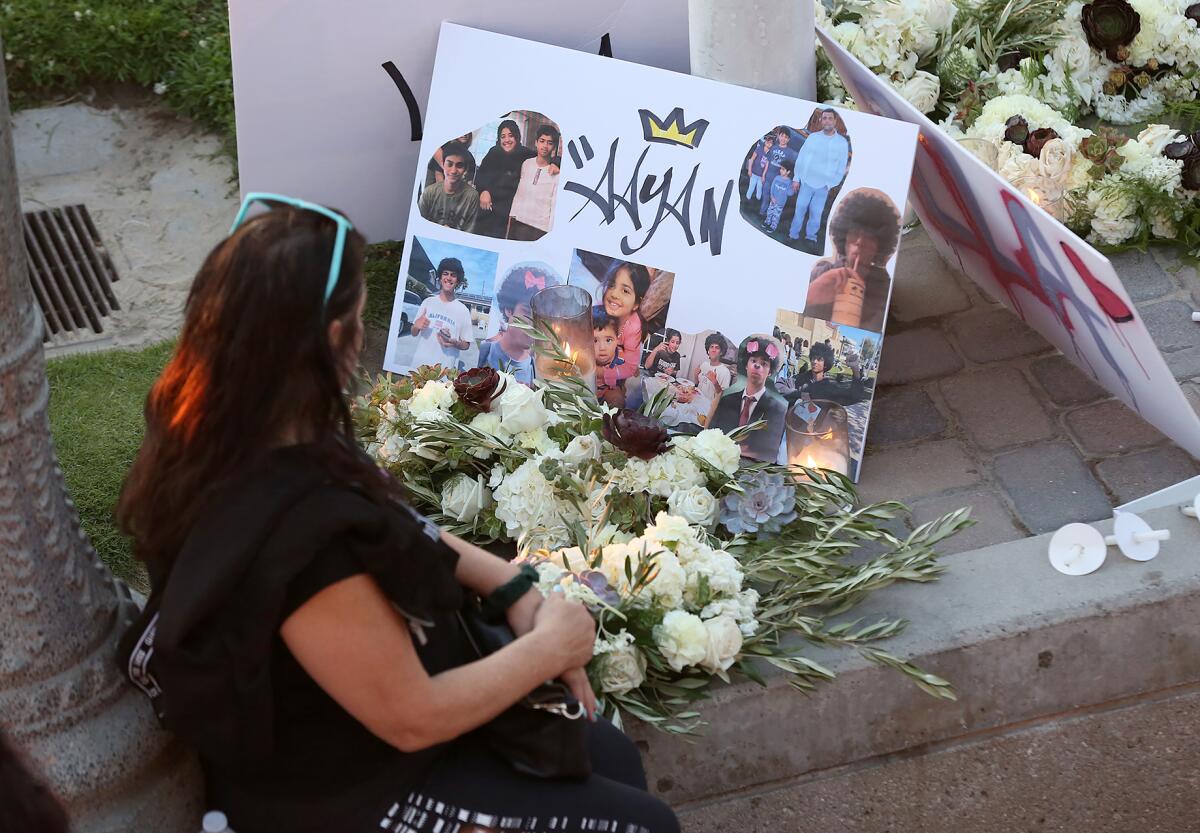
[355,341,970,731]
[816,0,1200,255]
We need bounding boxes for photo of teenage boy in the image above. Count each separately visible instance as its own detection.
[710,335,787,462]
[785,341,868,406]
[409,257,474,369]
[743,133,773,203]
[477,263,558,385]
[417,141,480,232]
[788,108,851,246]
[758,127,797,219]
[764,159,794,232]
[803,188,901,332]
[425,132,475,187]
[507,124,561,241]
[643,328,682,377]
[593,307,626,407]
[692,332,732,402]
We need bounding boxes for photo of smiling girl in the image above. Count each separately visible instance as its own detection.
[567,250,676,404]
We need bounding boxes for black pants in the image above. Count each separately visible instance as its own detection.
[381,719,680,833]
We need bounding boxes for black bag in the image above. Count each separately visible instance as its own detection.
[457,597,592,780]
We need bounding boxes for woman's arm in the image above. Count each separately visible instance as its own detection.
[281,574,594,753]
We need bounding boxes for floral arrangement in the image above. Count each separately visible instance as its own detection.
[816,0,1200,255]
[356,353,969,731]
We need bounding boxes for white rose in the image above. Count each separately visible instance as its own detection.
[1037,138,1073,187]
[699,615,744,674]
[377,433,406,464]
[562,433,603,465]
[1136,124,1183,155]
[595,644,646,695]
[654,610,709,672]
[644,512,695,545]
[515,428,559,456]
[440,474,493,523]
[681,429,740,476]
[495,383,552,434]
[469,411,507,438]
[923,0,957,31]
[895,70,941,113]
[667,486,719,528]
[548,545,589,574]
[408,380,456,418]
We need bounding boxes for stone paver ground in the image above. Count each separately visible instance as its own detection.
[859,229,1200,548]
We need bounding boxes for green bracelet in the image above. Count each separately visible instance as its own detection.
[480,563,540,622]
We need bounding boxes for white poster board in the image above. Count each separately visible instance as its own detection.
[818,27,1200,461]
[227,0,689,243]
[384,23,921,480]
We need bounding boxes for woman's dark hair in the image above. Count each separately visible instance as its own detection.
[600,260,651,305]
[117,205,395,578]
[703,332,726,353]
[496,263,558,319]
[736,335,782,375]
[496,119,522,147]
[0,731,70,833]
[809,341,836,369]
[829,188,901,265]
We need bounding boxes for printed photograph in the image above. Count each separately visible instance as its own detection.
[641,329,738,432]
[567,249,675,409]
[391,236,498,372]
[802,187,901,333]
[739,108,852,254]
[478,260,564,386]
[706,334,789,463]
[773,308,882,480]
[417,110,563,240]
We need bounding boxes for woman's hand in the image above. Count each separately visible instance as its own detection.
[533,595,595,673]
[561,666,598,721]
[479,190,493,211]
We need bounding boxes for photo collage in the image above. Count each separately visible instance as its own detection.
[385,30,915,482]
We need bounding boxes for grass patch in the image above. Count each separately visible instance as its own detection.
[46,340,173,590]
[1,0,234,138]
[363,240,404,330]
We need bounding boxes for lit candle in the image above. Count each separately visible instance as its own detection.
[530,285,596,391]
[784,397,851,475]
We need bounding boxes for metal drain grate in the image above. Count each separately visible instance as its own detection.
[23,205,120,340]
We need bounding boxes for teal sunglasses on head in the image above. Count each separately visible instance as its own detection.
[229,192,354,306]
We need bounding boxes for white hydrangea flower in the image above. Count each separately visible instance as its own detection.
[493,458,580,543]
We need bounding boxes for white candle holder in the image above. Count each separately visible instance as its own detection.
[1179,493,1200,519]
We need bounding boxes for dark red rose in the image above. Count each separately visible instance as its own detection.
[1183,158,1200,191]
[1186,3,1200,26]
[601,409,670,461]
[997,51,1024,72]
[453,366,506,412]
[1003,115,1030,146]
[1164,138,1199,162]
[1081,0,1141,63]
[1025,128,1060,159]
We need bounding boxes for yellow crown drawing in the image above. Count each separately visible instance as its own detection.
[638,107,709,149]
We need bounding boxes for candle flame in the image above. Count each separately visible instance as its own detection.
[1027,188,1041,206]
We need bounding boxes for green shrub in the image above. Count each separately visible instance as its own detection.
[0,0,234,137]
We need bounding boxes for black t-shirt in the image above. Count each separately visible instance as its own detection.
[130,445,469,833]
[651,349,680,376]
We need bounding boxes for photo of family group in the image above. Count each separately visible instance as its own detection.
[566,249,675,409]
[417,109,563,241]
[802,187,902,333]
[740,107,853,254]
[390,236,498,373]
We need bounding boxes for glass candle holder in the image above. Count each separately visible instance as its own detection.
[529,285,596,391]
[784,397,851,475]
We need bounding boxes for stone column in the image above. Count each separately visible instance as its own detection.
[688,0,817,100]
[0,41,202,831]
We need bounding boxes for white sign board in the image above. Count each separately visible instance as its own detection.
[384,23,921,480]
[227,0,689,243]
[818,27,1200,460]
